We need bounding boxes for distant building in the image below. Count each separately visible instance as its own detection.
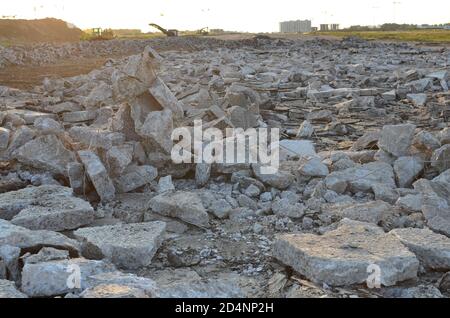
[210,29,225,34]
[311,27,318,32]
[320,24,330,31]
[279,20,312,33]
[330,24,340,31]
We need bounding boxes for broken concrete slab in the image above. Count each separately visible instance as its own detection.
[79,283,148,298]
[390,228,450,271]
[114,165,158,193]
[0,245,20,282]
[0,279,28,298]
[325,162,396,194]
[0,219,80,256]
[273,219,419,287]
[431,145,450,173]
[78,150,116,203]
[86,271,159,297]
[106,144,134,176]
[279,139,316,161]
[378,124,416,157]
[0,127,10,150]
[407,93,427,107]
[148,77,184,119]
[330,201,393,224]
[414,179,450,237]
[74,222,166,270]
[63,110,97,123]
[137,109,174,154]
[0,185,94,231]
[21,258,116,297]
[149,191,209,228]
[13,135,76,177]
[394,156,424,188]
[67,162,85,195]
[10,195,94,232]
[69,126,125,150]
[252,164,295,190]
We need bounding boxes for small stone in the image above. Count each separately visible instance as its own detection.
[297,120,314,139]
[0,127,10,150]
[298,157,329,178]
[195,163,211,187]
[407,93,427,107]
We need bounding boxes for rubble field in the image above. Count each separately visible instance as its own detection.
[1,35,450,298]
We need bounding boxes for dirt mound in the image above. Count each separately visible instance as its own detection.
[0,18,82,43]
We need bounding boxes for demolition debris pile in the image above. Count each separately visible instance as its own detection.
[0,18,83,44]
[1,36,450,298]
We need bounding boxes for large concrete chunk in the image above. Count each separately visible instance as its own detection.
[137,109,174,154]
[0,279,28,298]
[21,258,116,297]
[114,165,158,193]
[149,191,210,228]
[0,185,92,224]
[0,220,80,256]
[80,284,148,298]
[74,222,166,270]
[252,165,295,190]
[148,77,184,119]
[414,179,450,237]
[13,135,76,176]
[112,46,160,102]
[390,228,450,271]
[378,124,416,157]
[87,271,158,297]
[325,162,396,194]
[78,150,116,202]
[273,219,419,287]
[394,156,424,188]
[330,201,392,224]
[69,126,125,150]
[8,186,95,232]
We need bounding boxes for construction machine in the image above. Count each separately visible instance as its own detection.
[197,27,209,36]
[149,23,178,37]
[87,28,115,41]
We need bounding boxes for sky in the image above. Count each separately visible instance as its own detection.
[1,0,449,33]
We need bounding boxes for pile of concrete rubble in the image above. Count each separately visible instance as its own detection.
[1,36,450,298]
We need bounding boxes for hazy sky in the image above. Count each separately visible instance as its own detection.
[1,0,449,32]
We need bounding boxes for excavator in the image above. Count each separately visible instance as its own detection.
[149,23,178,37]
[197,27,209,36]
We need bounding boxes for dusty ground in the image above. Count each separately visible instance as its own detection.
[0,57,112,90]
